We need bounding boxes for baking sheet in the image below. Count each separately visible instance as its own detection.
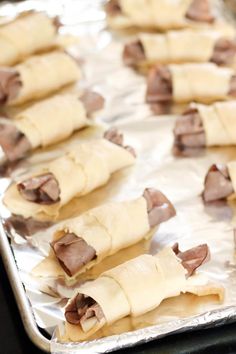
[1,0,236,353]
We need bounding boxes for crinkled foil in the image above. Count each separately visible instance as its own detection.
[1,0,236,353]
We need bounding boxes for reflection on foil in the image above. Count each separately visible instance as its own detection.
[1,0,236,353]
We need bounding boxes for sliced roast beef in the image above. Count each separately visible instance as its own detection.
[146,66,172,104]
[105,0,121,16]
[211,38,236,66]
[203,164,234,202]
[17,173,60,204]
[123,40,145,66]
[0,122,31,161]
[173,243,210,276]
[80,91,105,115]
[65,293,104,325]
[0,68,22,104]
[51,233,96,277]
[174,108,206,148]
[186,0,214,23]
[104,127,136,157]
[143,188,176,228]
[229,75,236,96]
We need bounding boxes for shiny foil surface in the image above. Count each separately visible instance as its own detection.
[1,0,236,353]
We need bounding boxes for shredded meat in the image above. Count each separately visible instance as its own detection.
[146,66,172,104]
[173,243,210,277]
[17,173,60,204]
[186,0,214,23]
[123,40,145,66]
[65,293,104,325]
[0,68,22,104]
[202,164,234,202]
[104,127,136,157]
[211,38,236,66]
[51,233,96,277]
[174,108,206,149]
[143,188,176,228]
[0,122,31,161]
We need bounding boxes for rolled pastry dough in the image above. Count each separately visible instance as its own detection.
[0,12,57,66]
[10,51,80,106]
[15,94,88,149]
[65,247,189,340]
[3,139,135,218]
[107,0,202,30]
[140,29,233,64]
[192,101,236,146]
[64,273,224,342]
[169,63,233,103]
[55,197,150,277]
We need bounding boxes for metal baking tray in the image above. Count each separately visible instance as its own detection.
[1,0,236,353]
[2,223,236,353]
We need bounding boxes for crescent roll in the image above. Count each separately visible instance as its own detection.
[0,51,80,106]
[106,0,214,30]
[64,244,212,341]
[174,101,236,152]
[202,162,236,202]
[0,91,104,162]
[3,131,135,219]
[146,63,236,113]
[50,188,176,279]
[0,12,57,66]
[124,29,236,67]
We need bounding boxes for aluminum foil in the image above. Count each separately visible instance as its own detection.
[1,0,236,353]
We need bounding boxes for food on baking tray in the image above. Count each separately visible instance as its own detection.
[3,128,136,218]
[105,0,214,30]
[0,51,80,106]
[50,188,176,278]
[0,91,104,162]
[63,244,224,341]
[174,101,236,152]
[202,162,236,202]
[146,63,236,113]
[124,29,236,67]
[0,12,58,66]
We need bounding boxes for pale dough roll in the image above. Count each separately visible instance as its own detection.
[54,197,150,278]
[78,276,130,325]
[170,63,233,103]
[140,30,221,63]
[139,33,169,62]
[68,247,187,339]
[119,0,192,29]
[3,139,135,219]
[119,0,154,27]
[87,197,150,253]
[47,155,86,206]
[0,13,56,66]
[71,139,135,178]
[194,101,236,146]
[15,94,88,148]
[150,0,192,29]
[60,213,112,264]
[11,51,80,105]
[105,248,186,317]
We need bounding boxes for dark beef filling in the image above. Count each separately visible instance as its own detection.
[17,173,60,204]
[202,164,234,202]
